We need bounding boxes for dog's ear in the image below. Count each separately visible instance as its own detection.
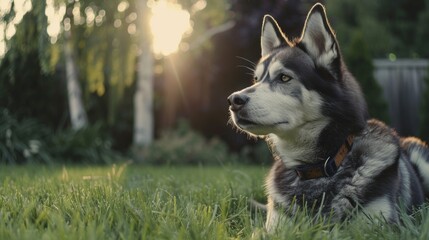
[261,15,287,56]
[299,4,340,76]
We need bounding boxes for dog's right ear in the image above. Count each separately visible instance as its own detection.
[261,15,287,57]
[299,4,340,78]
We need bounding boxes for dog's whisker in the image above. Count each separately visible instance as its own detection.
[237,65,255,74]
[236,56,256,67]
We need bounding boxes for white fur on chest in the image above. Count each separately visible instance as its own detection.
[267,119,329,168]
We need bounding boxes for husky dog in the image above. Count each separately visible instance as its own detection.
[228,3,429,233]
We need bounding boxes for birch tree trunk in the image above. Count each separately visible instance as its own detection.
[133,0,154,147]
[64,31,88,130]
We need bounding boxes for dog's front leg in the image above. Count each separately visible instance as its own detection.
[330,194,356,221]
[265,197,283,233]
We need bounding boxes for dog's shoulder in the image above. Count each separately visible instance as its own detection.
[361,119,400,144]
[349,119,400,168]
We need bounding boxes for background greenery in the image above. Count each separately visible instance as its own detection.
[0,0,428,164]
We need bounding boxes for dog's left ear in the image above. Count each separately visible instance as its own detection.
[300,4,340,77]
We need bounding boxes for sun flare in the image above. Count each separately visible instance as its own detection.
[149,0,191,56]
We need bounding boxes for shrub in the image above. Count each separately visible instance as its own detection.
[239,141,272,165]
[143,120,239,165]
[48,123,120,164]
[0,109,119,164]
[0,109,52,164]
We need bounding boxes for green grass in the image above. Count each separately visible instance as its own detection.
[0,163,429,239]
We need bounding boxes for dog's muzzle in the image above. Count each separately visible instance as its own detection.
[227,93,249,112]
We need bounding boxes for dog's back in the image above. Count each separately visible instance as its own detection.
[402,137,429,197]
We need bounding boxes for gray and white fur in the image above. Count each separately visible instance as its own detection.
[227,3,429,233]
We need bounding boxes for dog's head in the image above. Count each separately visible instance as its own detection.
[228,3,366,138]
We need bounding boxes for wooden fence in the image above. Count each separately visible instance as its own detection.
[373,59,428,136]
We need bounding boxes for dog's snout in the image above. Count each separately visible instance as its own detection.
[228,93,249,111]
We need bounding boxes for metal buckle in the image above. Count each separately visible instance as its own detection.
[323,157,332,177]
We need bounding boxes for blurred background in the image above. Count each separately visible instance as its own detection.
[1,0,429,165]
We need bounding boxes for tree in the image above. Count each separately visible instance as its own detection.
[326,0,393,58]
[420,67,429,142]
[327,0,429,59]
[345,32,389,122]
[376,0,425,57]
[416,1,429,58]
[0,5,66,126]
[2,0,144,130]
[63,5,88,129]
[133,0,233,147]
[58,0,139,128]
[133,0,153,147]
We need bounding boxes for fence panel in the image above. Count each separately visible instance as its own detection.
[373,59,428,136]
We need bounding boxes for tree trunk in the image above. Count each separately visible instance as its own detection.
[64,31,88,130]
[133,0,154,147]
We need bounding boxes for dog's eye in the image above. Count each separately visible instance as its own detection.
[280,74,292,83]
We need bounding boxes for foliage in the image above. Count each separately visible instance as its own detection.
[143,120,239,165]
[239,141,272,165]
[2,0,428,154]
[0,109,119,164]
[416,1,429,58]
[327,0,429,58]
[420,67,429,142]
[179,0,232,51]
[143,120,272,166]
[326,0,392,58]
[376,0,426,58]
[344,32,389,122]
[0,1,52,73]
[0,109,52,164]
[48,123,120,164]
[0,40,66,128]
[1,164,429,239]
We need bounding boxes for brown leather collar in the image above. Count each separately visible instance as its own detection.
[295,135,354,180]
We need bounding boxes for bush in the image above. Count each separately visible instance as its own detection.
[0,109,52,164]
[239,141,272,165]
[143,121,239,165]
[0,109,119,164]
[49,123,120,164]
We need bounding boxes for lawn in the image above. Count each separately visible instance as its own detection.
[0,163,429,240]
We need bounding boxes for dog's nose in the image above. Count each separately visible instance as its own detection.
[227,93,249,111]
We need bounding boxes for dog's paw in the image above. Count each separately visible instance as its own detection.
[251,228,269,240]
[331,196,353,221]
